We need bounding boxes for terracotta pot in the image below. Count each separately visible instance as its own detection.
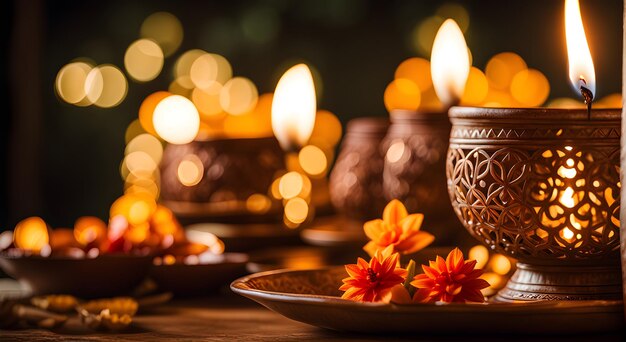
[381,110,465,245]
[329,117,389,220]
[447,106,621,301]
[160,137,285,224]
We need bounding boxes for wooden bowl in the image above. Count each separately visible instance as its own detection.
[0,254,152,299]
[149,253,248,297]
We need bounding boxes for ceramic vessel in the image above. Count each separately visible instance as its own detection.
[446,107,621,301]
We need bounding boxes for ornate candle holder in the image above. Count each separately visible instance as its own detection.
[382,110,466,245]
[446,107,621,301]
[329,117,389,220]
[159,137,285,224]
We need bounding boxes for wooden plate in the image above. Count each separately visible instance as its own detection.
[231,267,624,334]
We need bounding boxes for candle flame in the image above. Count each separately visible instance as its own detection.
[271,64,316,151]
[565,0,595,99]
[430,19,470,108]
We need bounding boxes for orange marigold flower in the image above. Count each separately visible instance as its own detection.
[340,247,407,302]
[411,248,490,303]
[363,199,434,257]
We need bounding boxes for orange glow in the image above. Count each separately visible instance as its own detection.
[74,216,107,246]
[14,217,49,253]
[395,58,432,91]
[430,19,470,107]
[485,52,527,91]
[565,0,595,97]
[384,79,421,112]
[460,67,488,106]
[139,91,171,135]
[309,109,342,148]
[110,194,157,226]
[152,95,200,144]
[271,64,316,150]
[510,69,550,106]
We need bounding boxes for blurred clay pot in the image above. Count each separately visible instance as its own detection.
[160,137,285,224]
[382,109,465,245]
[329,117,389,220]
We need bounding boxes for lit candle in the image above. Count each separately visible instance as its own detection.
[430,19,471,108]
[271,64,316,151]
[565,0,595,114]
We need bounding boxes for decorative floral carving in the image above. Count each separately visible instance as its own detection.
[447,125,621,264]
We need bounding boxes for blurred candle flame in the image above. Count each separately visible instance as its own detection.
[430,19,470,108]
[565,0,595,98]
[271,64,316,151]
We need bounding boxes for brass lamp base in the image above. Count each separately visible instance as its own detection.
[494,263,623,302]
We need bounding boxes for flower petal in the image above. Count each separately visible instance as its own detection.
[390,284,412,304]
[394,231,435,255]
[399,214,424,232]
[363,219,385,242]
[345,264,362,278]
[383,199,408,226]
[446,247,465,271]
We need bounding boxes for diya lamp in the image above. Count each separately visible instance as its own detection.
[157,94,286,224]
[446,0,621,301]
[329,117,389,221]
[0,216,152,298]
[381,19,469,246]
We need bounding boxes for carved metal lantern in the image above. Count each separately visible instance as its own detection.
[382,110,466,246]
[329,117,389,220]
[447,107,621,301]
[160,137,285,224]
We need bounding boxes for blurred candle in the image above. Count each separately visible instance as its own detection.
[271,64,316,151]
[430,19,470,108]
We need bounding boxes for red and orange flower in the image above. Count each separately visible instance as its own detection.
[340,247,407,303]
[363,200,434,257]
[411,248,489,303]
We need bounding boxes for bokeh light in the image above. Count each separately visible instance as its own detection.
[435,3,470,32]
[485,52,527,91]
[74,216,106,246]
[14,217,49,253]
[461,67,489,106]
[220,77,259,115]
[84,64,128,108]
[278,172,304,200]
[140,12,183,57]
[490,254,512,275]
[153,95,200,144]
[384,78,421,112]
[177,154,204,186]
[192,83,223,117]
[124,39,164,82]
[125,133,163,165]
[125,119,147,144]
[190,53,232,89]
[468,245,489,269]
[309,109,342,149]
[298,145,328,177]
[510,69,550,106]
[123,151,158,178]
[595,93,622,108]
[175,49,207,88]
[395,57,432,92]
[110,193,157,226]
[55,61,93,105]
[413,16,444,56]
[246,193,272,214]
[139,91,171,135]
[284,197,309,225]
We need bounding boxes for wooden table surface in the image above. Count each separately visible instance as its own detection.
[2,291,625,342]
